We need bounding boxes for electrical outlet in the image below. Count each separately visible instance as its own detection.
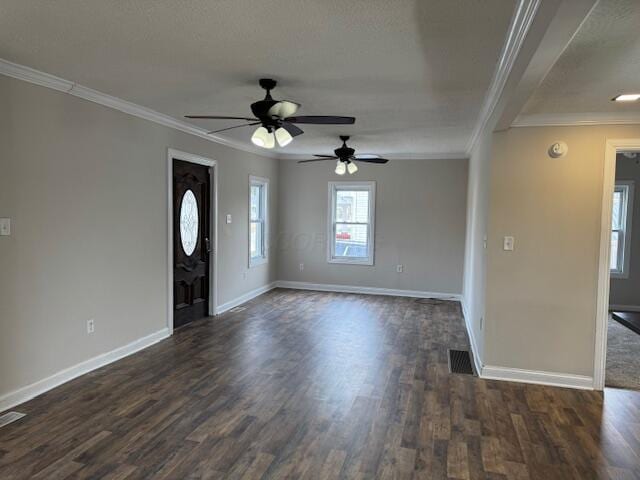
[299,263,304,272]
[396,264,403,273]
[87,319,95,334]
[241,271,247,280]
[226,214,232,224]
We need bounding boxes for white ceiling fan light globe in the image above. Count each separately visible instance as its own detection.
[263,131,276,149]
[268,101,300,118]
[251,126,270,147]
[347,161,358,174]
[335,160,346,175]
[275,127,293,147]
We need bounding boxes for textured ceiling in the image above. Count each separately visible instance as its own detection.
[0,0,515,157]
[522,0,640,116]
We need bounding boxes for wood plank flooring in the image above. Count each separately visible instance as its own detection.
[1,289,639,479]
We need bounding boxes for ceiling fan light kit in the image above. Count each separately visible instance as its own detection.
[186,78,355,150]
[251,125,292,149]
[253,128,276,148]
[301,136,389,176]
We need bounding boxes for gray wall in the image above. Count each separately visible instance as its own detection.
[0,75,278,399]
[610,154,640,306]
[484,125,640,376]
[277,158,468,294]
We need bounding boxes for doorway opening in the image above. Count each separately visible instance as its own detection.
[595,140,640,390]
[167,149,218,332]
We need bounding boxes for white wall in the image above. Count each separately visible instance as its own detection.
[461,129,493,363]
[277,158,468,295]
[0,75,278,400]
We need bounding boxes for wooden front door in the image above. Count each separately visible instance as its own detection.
[173,159,211,328]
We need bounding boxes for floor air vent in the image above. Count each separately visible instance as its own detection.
[448,350,474,375]
[0,411,26,428]
[229,306,246,313]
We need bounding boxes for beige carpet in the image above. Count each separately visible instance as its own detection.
[606,316,640,390]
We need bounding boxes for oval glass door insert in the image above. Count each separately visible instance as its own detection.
[180,189,199,256]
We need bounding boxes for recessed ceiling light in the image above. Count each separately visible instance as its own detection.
[613,94,640,102]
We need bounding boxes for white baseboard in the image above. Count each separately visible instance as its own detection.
[457,298,592,390]
[481,365,594,390]
[0,328,170,414]
[275,280,461,301]
[459,298,483,376]
[609,304,640,312]
[215,282,278,314]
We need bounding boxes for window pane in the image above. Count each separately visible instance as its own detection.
[334,223,368,258]
[179,189,199,256]
[250,221,263,258]
[250,185,261,221]
[611,230,620,270]
[336,190,369,223]
[612,190,623,230]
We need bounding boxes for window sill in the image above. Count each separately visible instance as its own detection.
[610,271,629,280]
[249,257,268,268]
[328,258,374,266]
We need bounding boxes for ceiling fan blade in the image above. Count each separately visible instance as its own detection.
[354,154,380,159]
[285,116,356,125]
[207,122,260,134]
[268,101,301,118]
[314,154,338,158]
[351,157,389,164]
[298,157,338,163]
[185,115,258,121]
[281,122,304,137]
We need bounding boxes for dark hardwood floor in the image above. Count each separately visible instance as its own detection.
[1,289,639,479]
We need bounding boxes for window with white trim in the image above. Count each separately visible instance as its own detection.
[328,181,375,265]
[249,176,269,267]
[610,181,634,278]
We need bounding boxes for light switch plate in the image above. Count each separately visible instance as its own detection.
[226,214,232,224]
[503,236,514,251]
[0,218,10,236]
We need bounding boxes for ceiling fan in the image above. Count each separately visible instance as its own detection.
[298,136,389,175]
[185,78,355,149]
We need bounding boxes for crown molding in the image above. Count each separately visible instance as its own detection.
[0,58,278,159]
[466,0,541,155]
[512,111,640,127]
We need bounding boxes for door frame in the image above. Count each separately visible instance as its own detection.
[594,139,640,389]
[167,148,218,334]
